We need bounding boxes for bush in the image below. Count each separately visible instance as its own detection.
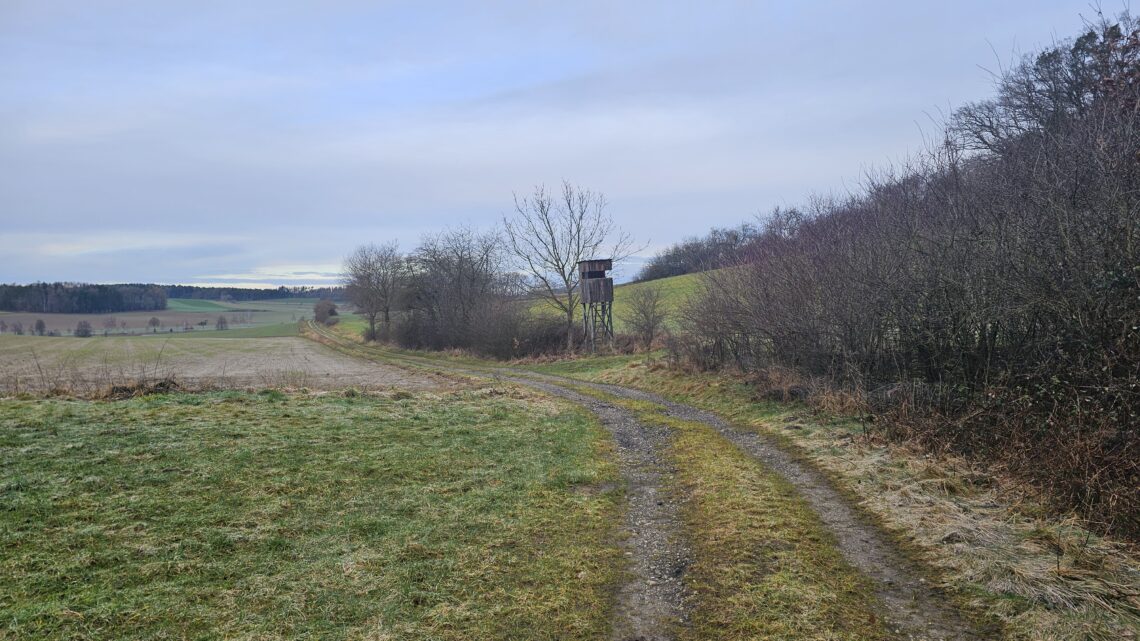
[74,321,92,338]
[678,14,1140,537]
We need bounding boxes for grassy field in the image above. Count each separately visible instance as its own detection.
[164,299,231,312]
[0,388,622,640]
[528,272,703,332]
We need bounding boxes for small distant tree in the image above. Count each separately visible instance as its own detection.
[148,316,161,333]
[215,315,228,330]
[75,321,92,338]
[313,299,339,326]
[621,285,668,350]
[12,321,24,335]
[34,319,46,336]
[0,320,7,333]
[103,316,118,334]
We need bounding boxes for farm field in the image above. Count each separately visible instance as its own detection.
[0,298,318,338]
[0,388,621,640]
[0,335,440,394]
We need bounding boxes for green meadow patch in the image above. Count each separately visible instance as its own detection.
[0,389,621,640]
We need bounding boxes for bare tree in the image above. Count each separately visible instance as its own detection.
[74,321,91,338]
[621,285,668,350]
[343,242,405,341]
[313,299,338,325]
[504,181,636,351]
[215,315,228,331]
[148,317,161,333]
[34,319,46,336]
[0,320,7,333]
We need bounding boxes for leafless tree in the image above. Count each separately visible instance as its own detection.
[215,315,228,331]
[504,181,636,351]
[313,299,338,325]
[343,241,405,341]
[74,321,91,338]
[148,317,161,333]
[621,285,668,350]
[34,319,46,336]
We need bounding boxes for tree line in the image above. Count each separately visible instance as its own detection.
[0,283,167,314]
[672,13,1139,536]
[634,223,759,282]
[343,182,634,358]
[162,284,344,302]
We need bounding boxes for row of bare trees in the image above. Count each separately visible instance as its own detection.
[343,182,634,357]
[678,13,1139,535]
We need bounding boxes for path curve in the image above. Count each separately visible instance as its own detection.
[307,324,979,640]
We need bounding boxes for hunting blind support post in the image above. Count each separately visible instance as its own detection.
[578,259,614,352]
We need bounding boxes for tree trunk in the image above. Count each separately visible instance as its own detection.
[566,306,575,352]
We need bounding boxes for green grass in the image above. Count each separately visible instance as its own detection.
[302,328,892,639]
[165,299,231,312]
[0,389,622,640]
[660,408,887,640]
[529,272,704,332]
[153,321,299,339]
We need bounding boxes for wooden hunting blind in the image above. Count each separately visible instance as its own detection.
[578,259,614,351]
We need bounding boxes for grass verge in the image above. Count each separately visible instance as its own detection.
[0,388,622,640]
[614,396,891,640]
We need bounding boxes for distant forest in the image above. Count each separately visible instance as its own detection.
[163,285,344,303]
[0,283,344,313]
[634,223,759,281]
[0,283,167,314]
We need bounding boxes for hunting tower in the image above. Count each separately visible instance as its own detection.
[578,259,614,352]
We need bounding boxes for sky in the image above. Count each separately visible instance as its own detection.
[0,0,1107,286]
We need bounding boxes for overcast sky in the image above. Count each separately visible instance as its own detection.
[0,1,1102,286]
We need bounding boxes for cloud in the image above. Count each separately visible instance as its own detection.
[0,0,1092,285]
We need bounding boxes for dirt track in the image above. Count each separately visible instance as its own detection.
[305,323,980,641]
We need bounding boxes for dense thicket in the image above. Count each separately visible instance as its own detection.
[634,223,758,281]
[0,283,167,313]
[681,16,1140,535]
[391,229,566,358]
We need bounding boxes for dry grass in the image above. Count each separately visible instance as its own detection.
[538,359,1140,641]
[0,335,443,396]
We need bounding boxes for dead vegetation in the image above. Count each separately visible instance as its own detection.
[668,13,1140,538]
[578,361,1140,640]
[0,335,442,397]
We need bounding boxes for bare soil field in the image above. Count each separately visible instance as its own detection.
[0,299,313,336]
[0,335,442,394]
